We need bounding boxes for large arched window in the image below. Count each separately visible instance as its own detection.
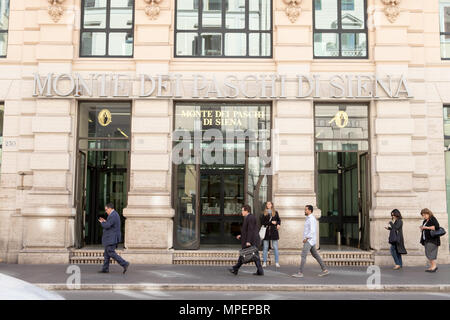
[175,0,272,58]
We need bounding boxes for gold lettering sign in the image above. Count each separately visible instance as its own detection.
[329,111,349,128]
[180,109,265,127]
[98,109,112,127]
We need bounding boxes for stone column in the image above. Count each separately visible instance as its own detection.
[0,0,26,263]
[273,0,317,264]
[17,0,75,263]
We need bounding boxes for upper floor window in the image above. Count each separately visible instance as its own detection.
[440,1,450,59]
[175,0,272,58]
[313,0,367,59]
[0,0,10,57]
[80,0,134,57]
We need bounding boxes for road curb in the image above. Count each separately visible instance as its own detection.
[35,283,450,292]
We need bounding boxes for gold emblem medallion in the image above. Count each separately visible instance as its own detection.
[329,111,349,128]
[98,109,112,127]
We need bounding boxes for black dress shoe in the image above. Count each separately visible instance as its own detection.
[123,262,130,274]
[253,272,264,276]
[228,268,238,275]
[98,270,109,273]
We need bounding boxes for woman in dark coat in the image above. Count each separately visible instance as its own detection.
[419,208,440,273]
[260,201,281,268]
[385,209,407,270]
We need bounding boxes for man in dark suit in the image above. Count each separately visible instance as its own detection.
[98,203,130,274]
[228,205,264,276]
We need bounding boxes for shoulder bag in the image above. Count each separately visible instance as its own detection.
[239,246,259,264]
[430,227,446,237]
[259,216,271,240]
[388,228,399,244]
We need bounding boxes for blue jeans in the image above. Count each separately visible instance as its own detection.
[263,240,279,264]
[390,244,402,267]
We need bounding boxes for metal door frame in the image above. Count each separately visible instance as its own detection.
[74,150,87,249]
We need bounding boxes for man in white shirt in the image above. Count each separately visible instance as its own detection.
[292,205,329,278]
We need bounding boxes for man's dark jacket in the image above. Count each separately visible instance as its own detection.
[101,210,122,247]
[240,213,260,249]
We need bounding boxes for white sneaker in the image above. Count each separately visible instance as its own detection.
[318,270,329,277]
[275,263,280,268]
[291,272,304,278]
[262,262,267,268]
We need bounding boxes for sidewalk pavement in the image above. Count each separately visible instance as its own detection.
[1,263,449,292]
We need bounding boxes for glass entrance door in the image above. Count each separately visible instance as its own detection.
[315,103,370,249]
[200,169,244,245]
[76,102,131,246]
[317,151,369,248]
[318,152,359,246]
[85,151,128,245]
[358,152,370,250]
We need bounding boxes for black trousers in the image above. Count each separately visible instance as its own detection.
[233,250,264,275]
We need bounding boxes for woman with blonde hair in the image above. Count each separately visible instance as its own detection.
[420,208,441,272]
[260,201,281,268]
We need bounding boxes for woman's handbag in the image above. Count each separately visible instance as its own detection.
[430,227,446,237]
[388,229,399,244]
[259,226,267,240]
[239,246,259,264]
[259,216,271,240]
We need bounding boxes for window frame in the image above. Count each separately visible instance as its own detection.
[440,1,450,60]
[313,0,368,59]
[0,0,10,58]
[174,0,273,58]
[80,0,135,58]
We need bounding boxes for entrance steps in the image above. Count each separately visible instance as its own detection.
[320,251,375,267]
[173,250,240,266]
[69,248,375,266]
[70,248,123,265]
[173,249,375,267]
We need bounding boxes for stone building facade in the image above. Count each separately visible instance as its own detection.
[0,0,449,266]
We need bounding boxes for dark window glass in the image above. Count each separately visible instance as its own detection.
[80,0,134,57]
[175,0,272,58]
[0,0,9,57]
[440,1,450,58]
[314,0,367,58]
[315,0,322,10]
[342,0,354,10]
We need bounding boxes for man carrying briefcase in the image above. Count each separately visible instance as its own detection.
[228,205,264,276]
